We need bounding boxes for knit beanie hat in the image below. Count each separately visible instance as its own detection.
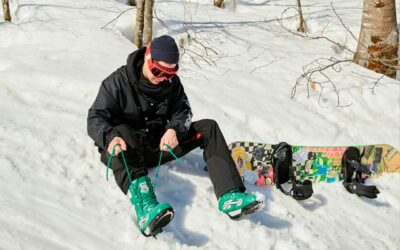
[150,35,180,64]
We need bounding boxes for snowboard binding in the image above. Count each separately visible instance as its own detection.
[145,208,174,237]
[272,142,313,200]
[342,147,380,199]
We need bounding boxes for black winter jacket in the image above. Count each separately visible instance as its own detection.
[87,47,192,150]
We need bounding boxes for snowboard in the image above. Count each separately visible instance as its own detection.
[228,142,400,186]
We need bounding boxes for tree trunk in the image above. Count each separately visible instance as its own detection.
[296,0,307,33]
[214,0,224,8]
[143,0,154,45]
[353,0,399,79]
[2,0,11,22]
[133,0,145,48]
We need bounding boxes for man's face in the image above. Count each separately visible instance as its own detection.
[143,59,177,85]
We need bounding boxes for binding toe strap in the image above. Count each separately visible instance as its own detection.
[344,182,380,199]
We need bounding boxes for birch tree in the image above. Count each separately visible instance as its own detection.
[353,0,399,78]
[133,0,154,48]
[2,0,11,22]
[214,0,224,8]
[143,0,154,45]
[134,0,145,48]
[296,0,307,33]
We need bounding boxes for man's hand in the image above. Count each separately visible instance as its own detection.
[107,136,127,155]
[160,129,178,151]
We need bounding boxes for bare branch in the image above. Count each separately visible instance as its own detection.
[330,2,358,42]
[320,71,352,107]
[101,7,134,29]
[369,74,385,95]
[279,3,399,105]
[291,56,354,108]
[250,57,280,74]
[153,1,220,68]
[277,10,354,54]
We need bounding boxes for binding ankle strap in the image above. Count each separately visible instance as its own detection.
[272,142,313,200]
[342,147,380,199]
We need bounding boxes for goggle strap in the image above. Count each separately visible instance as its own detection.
[145,53,151,61]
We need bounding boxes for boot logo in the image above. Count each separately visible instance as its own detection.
[139,182,149,193]
[139,214,149,228]
[223,199,242,210]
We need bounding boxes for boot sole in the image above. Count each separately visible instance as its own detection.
[228,200,262,220]
[143,207,174,237]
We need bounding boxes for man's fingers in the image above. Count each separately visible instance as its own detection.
[111,143,123,155]
[118,139,127,151]
[110,144,120,155]
[107,147,113,154]
[167,138,178,149]
[106,137,127,155]
[160,140,169,151]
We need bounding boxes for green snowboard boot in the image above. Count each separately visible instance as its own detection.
[218,189,262,219]
[129,176,174,237]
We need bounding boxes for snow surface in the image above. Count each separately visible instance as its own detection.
[1,0,399,249]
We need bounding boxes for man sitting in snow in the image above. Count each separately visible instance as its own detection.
[87,35,261,237]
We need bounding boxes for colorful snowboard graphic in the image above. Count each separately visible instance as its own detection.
[229,142,400,186]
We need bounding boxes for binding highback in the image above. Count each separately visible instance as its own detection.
[272,142,313,200]
[342,147,380,199]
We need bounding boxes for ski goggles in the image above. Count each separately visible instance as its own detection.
[145,44,179,80]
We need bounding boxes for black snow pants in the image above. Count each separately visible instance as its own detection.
[100,119,245,199]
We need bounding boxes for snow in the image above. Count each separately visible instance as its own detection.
[1,0,399,249]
